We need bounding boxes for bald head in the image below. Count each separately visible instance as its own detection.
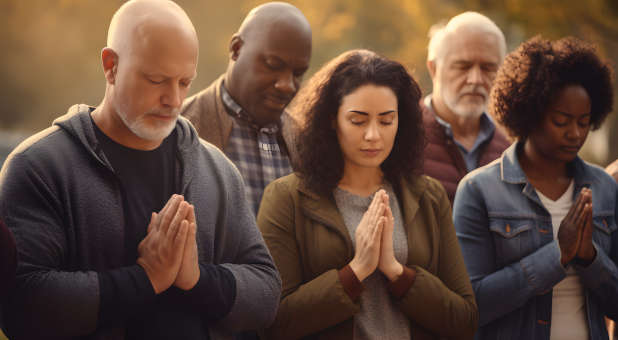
[107,0,197,57]
[225,2,312,126]
[237,2,311,41]
[428,11,506,63]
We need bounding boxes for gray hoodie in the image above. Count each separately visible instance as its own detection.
[0,104,281,339]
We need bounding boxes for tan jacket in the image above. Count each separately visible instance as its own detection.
[181,75,301,167]
[257,173,478,340]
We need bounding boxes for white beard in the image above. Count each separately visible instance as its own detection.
[117,107,178,142]
[443,85,487,118]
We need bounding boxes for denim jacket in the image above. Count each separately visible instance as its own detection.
[453,142,618,340]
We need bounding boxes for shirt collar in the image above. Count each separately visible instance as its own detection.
[499,142,591,187]
[424,94,496,145]
[220,81,280,133]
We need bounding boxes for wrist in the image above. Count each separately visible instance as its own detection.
[137,259,164,294]
[382,261,403,282]
[349,260,370,282]
[175,271,200,291]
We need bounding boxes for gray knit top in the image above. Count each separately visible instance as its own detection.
[334,182,412,340]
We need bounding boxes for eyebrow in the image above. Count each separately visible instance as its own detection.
[349,110,396,116]
[553,109,591,117]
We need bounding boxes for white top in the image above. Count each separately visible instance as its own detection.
[536,181,589,340]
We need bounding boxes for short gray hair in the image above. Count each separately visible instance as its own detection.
[427,12,506,63]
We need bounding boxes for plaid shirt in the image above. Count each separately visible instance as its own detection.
[221,84,293,215]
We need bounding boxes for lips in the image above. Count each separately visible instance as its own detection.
[360,149,382,157]
[560,145,581,153]
[264,94,292,110]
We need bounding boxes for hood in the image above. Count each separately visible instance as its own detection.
[54,104,202,173]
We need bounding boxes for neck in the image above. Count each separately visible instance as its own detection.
[91,96,163,151]
[338,163,384,197]
[519,139,568,181]
[432,97,480,146]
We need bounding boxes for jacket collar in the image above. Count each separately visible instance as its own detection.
[499,141,593,206]
[54,103,201,192]
[296,175,424,244]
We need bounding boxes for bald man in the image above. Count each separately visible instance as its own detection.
[423,12,510,204]
[0,1,280,339]
[182,2,312,215]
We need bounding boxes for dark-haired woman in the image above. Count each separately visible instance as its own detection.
[257,49,477,340]
[454,36,617,340]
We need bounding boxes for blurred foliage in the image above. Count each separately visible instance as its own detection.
[1,0,616,164]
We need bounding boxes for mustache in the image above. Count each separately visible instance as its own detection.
[460,86,488,98]
[145,107,180,117]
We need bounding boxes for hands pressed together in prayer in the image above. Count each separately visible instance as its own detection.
[558,188,596,267]
[137,194,200,294]
[349,190,404,282]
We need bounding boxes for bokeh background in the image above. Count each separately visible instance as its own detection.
[1,0,617,166]
[0,1,617,339]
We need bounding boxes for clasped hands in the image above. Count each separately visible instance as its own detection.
[557,187,596,266]
[349,190,404,282]
[137,194,200,294]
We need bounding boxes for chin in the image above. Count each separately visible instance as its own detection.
[131,119,177,141]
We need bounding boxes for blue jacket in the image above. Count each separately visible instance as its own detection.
[453,142,618,340]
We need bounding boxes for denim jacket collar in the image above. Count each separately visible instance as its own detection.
[500,142,593,206]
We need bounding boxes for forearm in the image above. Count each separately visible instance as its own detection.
[575,242,618,319]
[5,268,101,338]
[396,266,477,339]
[166,263,236,322]
[474,241,566,326]
[97,264,157,329]
[264,269,360,340]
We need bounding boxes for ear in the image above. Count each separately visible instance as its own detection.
[102,47,119,85]
[426,60,437,81]
[229,34,243,61]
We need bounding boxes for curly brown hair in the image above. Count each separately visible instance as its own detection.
[490,35,614,140]
[292,49,424,196]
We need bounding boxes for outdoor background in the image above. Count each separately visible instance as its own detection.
[0,0,617,166]
[0,1,617,339]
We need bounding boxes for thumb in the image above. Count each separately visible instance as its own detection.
[147,212,158,233]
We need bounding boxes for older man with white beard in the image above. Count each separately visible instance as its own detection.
[0,1,280,339]
[422,12,510,204]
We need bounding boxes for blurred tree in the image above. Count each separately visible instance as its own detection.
[0,0,616,164]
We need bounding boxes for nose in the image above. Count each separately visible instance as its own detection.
[566,121,583,140]
[162,82,183,109]
[364,121,380,141]
[467,65,483,85]
[274,71,296,95]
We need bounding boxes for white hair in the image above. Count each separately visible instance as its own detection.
[427,11,506,63]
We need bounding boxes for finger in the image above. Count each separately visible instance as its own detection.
[375,216,385,240]
[572,193,588,221]
[566,191,585,220]
[174,221,189,259]
[574,203,591,230]
[147,212,157,233]
[384,205,394,227]
[157,194,179,231]
[167,202,190,239]
[161,196,184,235]
[187,204,196,224]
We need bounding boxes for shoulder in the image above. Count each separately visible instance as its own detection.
[581,160,618,192]
[489,125,511,151]
[462,158,502,188]
[1,125,75,176]
[264,173,302,198]
[181,77,222,121]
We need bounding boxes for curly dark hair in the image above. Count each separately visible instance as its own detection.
[292,49,424,196]
[490,35,614,140]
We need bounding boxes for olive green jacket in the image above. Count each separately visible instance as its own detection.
[257,173,478,340]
